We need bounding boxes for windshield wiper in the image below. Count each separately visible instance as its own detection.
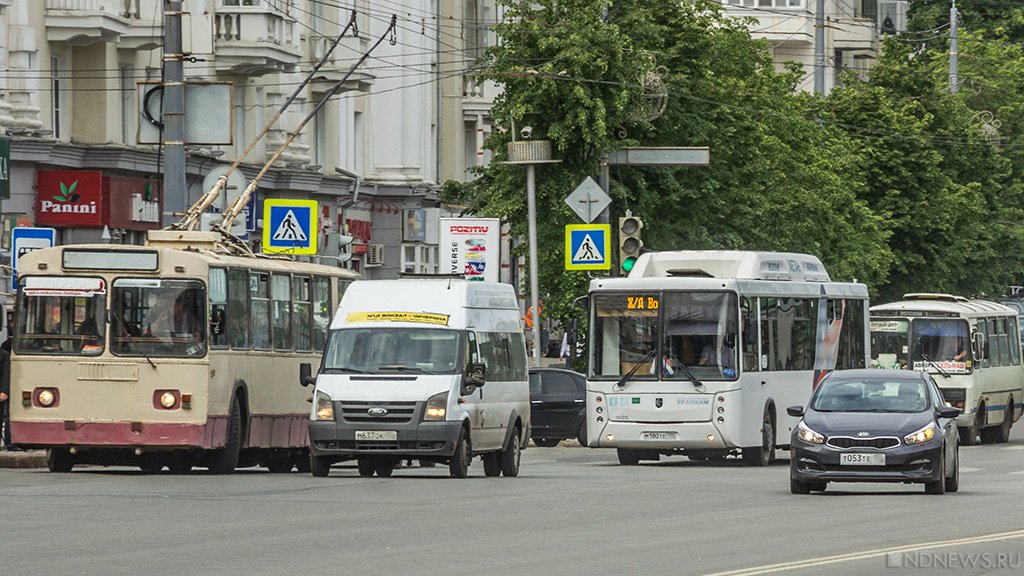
[376,365,435,374]
[141,352,156,370]
[323,367,365,374]
[920,354,951,378]
[672,360,704,389]
[616,349,655,389]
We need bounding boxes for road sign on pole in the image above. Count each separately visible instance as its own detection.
[12,227,57,290]
[565,224,611,270]
[263,199,318,255]
[565,176,611,223]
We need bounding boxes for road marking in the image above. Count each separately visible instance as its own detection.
[1002,445,1024,450]
[700,529,1024,576]
[959,467,983,472]
[1010,471,1024,475]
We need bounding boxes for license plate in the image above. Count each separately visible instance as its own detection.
[641,432,672,440]
[840,453,885,466]
[355,430,397,441]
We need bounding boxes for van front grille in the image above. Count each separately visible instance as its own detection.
[339,401,418,424]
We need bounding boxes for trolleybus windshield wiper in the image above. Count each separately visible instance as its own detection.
[616,349,655,389]
[920,354,951,378]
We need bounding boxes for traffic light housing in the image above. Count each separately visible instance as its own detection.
[337,231,354,264]
[618,215,643,274]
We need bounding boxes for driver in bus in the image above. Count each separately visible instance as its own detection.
[147,294,201,342]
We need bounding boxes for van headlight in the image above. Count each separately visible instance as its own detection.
[424,391,447,421]
[797,421,825,445]
[904,423,937,445]
[315,391,334,421]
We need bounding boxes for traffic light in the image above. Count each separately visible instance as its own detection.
[337,231,354,264]
[618,215,643,274]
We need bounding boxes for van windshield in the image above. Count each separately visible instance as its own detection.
[323,328,461,374]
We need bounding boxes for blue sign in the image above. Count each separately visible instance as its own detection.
[12,227,57,290]
[263,199,318,255]
[565,224,611,271]
[245,193,257,233]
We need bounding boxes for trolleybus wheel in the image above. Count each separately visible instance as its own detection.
[482,453,501,477]
[47,448,74,473]
[499,426,522,477]
[449,427,471,478]
[210,396,242,474]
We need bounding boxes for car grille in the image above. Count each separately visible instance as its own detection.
[826,436,900,449]
[339,401,418,423]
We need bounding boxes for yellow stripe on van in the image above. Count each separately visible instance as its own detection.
[346,311,450,325]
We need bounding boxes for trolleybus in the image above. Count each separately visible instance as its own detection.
[584,251,870,465]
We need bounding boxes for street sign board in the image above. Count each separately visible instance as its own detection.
[565,176,611,224]
[565,224,611,271]
[439,218,501,282]
[12,227,57,290]
[607,147,710,166]
[262,199,318,255]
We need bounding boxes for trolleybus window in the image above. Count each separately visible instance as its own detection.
[272,273,292,350]
[592,293,659,378]
[111,278,206,357]
[228,268,249,349]
[293,276,312,351]
[312,277,331,351]
[251,272,271,349]
[661,291,738,381]
[209,268,228,348]
[15,278,106,356]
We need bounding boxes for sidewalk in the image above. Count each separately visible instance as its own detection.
[0,448,47,468]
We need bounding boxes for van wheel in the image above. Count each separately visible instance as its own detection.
[373,458,396,477]
[357,459,374,477]
[310,453,331,478]
[617,449,641,466]
[499,427,522,477]
[47,449,75,473]
[482,453,501,477]
[210,396,242,474]
[449,427,471,478]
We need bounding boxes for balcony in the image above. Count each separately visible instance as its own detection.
[462,77,499,120]
[118,0,162,51]
[214,2,302,76]
[307,35,375,93]
[45,0,130,45]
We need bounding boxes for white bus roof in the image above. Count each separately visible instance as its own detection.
[871,295,1017,317]
[627,250,831,282]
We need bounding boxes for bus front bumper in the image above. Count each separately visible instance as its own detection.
[593,420,730,450]
[10,420,209,449]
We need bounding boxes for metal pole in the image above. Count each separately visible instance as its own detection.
[814,0,825,95]
[950,0,959,94]
[526,163,542,367]
[162,0,187,227]
[599,152,615,276]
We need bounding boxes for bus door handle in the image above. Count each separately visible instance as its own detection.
[761,381,767,386]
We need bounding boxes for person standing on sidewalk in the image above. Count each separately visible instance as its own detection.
[0,337,14,450]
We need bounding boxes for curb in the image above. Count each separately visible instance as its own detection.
[0,451,48,468]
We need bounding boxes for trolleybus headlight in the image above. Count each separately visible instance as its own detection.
[797,421,825,444]
[160,392,177,409]
[904,423,937,445]
[38,389,56,407]
[424,391,448,421]
[315,392,334,421]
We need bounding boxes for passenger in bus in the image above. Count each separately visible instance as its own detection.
[699,338,735,370]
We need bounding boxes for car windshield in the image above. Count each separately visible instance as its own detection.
[811,378,931,413]
[323,328,461,374]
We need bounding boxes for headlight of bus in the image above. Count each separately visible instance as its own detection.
[315,392,334,421]
[904,423,937,445]
[797,421,825,445]
[424,391,448,421]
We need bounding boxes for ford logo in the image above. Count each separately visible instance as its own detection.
[857,432,870,437]
[368,408,388,417]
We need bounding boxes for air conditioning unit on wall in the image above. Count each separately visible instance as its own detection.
[365,244,384,267]
[878,1,908,34]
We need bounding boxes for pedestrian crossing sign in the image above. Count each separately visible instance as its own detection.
[263,199,318,255]
[565,224,611,270]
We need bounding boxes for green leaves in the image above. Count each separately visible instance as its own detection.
[54,180,79,203]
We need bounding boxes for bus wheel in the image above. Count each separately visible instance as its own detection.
[448,427,471,478]
[990,398,1013,444]
[310,453,331,478]
[959,423,979,446]
[47,448,74,473]
[743,407,775,467]
[499,426,522,477]
[616,448,641,465]
[210,396,242,474]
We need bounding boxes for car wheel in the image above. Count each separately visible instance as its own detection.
[743,407,775,467]
[925,453,947,494]
[449,427,471,478]
[356,458,374,477]
[790,477,812,495]
[811,482,827,493]
[577,420,588,447]
[945,447,959,493]
[617,448,641,466]
[310,453,331,478]
[533,438,560,448]
[499,427,522,477]
[482,453,501,477]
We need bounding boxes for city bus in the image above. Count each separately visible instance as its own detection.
[584,251,869,466]
[9,238,358,472]
[870,294,1024,445]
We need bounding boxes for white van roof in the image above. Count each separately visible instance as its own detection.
[332,278,520,330]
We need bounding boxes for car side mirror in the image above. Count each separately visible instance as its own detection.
[210,309,225,336]
[299,362,316,387]
[939,406,961,418]
[786,405,804,417]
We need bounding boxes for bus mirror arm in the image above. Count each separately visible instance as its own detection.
[299,363,316,387]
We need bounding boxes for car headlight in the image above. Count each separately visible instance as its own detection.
[904,423,937,445]
[797,421,825,444]
[424,391,447,421]
[315,391,334,421]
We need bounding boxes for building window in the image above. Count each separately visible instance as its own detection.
[120,65,135,145]
[401,244,438,275]
[726,0,804,7]
[51,56,62,140]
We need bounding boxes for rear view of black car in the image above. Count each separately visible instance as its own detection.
[789,369,961,495]
[529,368,587,447]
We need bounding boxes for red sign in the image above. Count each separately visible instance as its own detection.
[345,218,372,243]
[36,170,103,227]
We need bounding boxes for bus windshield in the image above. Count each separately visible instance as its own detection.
[323,328,461,374]
[15,277,106,356]
[591,291,738,380]
[110,278,207,358]
[910,318,970,372]
[870,318,909,369]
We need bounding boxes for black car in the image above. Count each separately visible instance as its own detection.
[789,369,961,495]
[529,368,587,447]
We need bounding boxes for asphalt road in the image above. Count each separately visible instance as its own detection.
[1,428,1023,576]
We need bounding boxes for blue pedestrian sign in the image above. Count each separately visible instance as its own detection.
[565,224,611,271]
[262,199,318,255]
[11,227,57,290]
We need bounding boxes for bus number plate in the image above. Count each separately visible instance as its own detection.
[355,430,397,441]
[641,432,672,440]
[839,453,884,466]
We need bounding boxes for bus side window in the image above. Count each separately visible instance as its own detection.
[293,276,312,352]
[312,276,331,351]
[227,268,249,349]
[741,297,758,372]
[209,268,228,348]
[271,273,292,351]
[251,272,271,349]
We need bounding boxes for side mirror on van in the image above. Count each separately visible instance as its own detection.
[466,362,486,386]
[299,363,316,387]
